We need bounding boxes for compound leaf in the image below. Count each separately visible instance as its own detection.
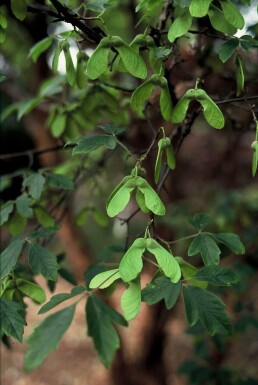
[24,305,76,371]
[72,135,116,155]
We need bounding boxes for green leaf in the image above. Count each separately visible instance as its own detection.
[0,12,7,29]
[106,179,135,217]
[121,279,141,320]
[39,286,87,314]
[183,285,233,335]
[189,213,210,231]
[208,7,237,35]
[16,279,46,304]
[131,79,155,114]
[51,112,67,137]
[137,177,165,216]
[0,298,26,342]
[0,238,24,278]
[85,0,110,12]
[160,85,173,121]
[17,97,42,120]
[6,212,27,236]
[235,53,244,96]
[168,9,192,42]
[116,44,147,79]
[89,269,120,289]
[10,0,27,21]
[29,37,53,63]
[72,135,117,155]
[34,206,55,227]
[86,44,110,80]
[24,305,76,371]
[16,194,33,218]
[62,42,76,87]
[52,43,62,72]
[219,38,239,63]
[23,173,46,200]
[171,90,194,123]
[142,277,181,309]
[252,141,258,177]
[45,173,74,190]
[28,243,59,281]
[188,234,221,265]
[189,0,213,17]
[0,201,14,226]
[176,257,207,288]
[166,145,176,170]
[93,208,109,227]
[119,238,146,282]
[86,294,127,367]
[29,226,60,239]
[147,239,181,283]
[211,233,245,254]
[196,90,225,129]
[76,51,88,89]
[193,266,240,286]
[219,0,245,29]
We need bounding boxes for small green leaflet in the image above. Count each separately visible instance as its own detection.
[87,44,110,79]
[17,97,43,120]
[52,43,62,72]
[251,141,258,177]
[45,173,74,190]
[76,51,88,89]
[0,238,24,278]
[219,38,239,63]
[210,233,245,254]
[34,206,55,228]
[28,243,59,281]
[188,234,221,265]
[39,286,87,314]
[29,226,60,239]
[183,285,233,335]
[142,277,181,309]
[176,257,207,288]
[29,37,53,63]
[11,0,27,21]
[86,294,128,367]
[219,0,245,30]
[0,298,26,342]
[84,0,110,13]
[116,43,147,79]
[23,173,46,200]
[193,266,240,286]
[89,269,120,289]
[6,212,27,236]
[154,137,176,184]
[51,112,67,137]
[16,194,33,218]
[168,9,192,42]
[0,201,14,226]
[121,279,141,320]
[71,135,117,155]
[208,7,237,35]
[189,0,213,17]
[16,278,46,304]
[24,305,76,371]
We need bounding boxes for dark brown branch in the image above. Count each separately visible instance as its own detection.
[0,145,64,160]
